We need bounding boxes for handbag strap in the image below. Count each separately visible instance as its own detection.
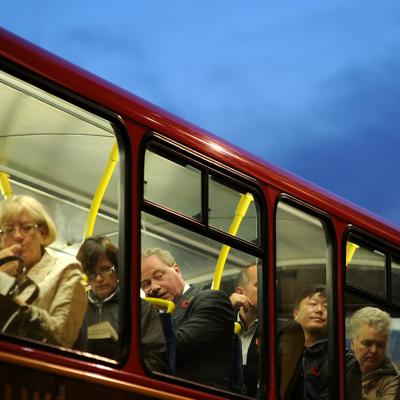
[0,255,25,274]
[15,276,40,305]
[0,256,39,304]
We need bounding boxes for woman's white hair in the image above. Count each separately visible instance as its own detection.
[349,306,392,338]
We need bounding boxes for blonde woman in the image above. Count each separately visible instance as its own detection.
[0,195,86,347]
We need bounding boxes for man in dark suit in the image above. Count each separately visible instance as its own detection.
[231,263,305,399]
[230,263,259,396]
[141,248,235,390]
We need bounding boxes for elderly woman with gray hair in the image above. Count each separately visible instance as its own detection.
[349,306,400,400]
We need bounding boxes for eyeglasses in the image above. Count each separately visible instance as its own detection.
[87,265,116,281]
[0,223,39,239]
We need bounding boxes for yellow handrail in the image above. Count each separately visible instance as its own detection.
[83,141,119,240]
[234,321,242,334]
[0,172,12,199]
[143,297,176,314]
[346,241,359,268]
[211,193,254,290]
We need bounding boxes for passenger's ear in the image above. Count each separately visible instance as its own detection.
[173,263,183,278]
[293,308,299,320]
[350,340,354,351]
[236,287,244,295]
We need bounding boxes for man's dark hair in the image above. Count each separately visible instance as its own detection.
[77,235,118,274]
[293,283,326,309]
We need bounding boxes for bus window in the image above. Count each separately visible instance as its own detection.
[144,149,201,221]
[391,259,400,306]
[141,142,264,396]
[141,213,256,293]
[345,294,400,397]
[345,235,400,399]
[346,239,386,298]
[276,201,331,400]
[0,69,122,359]
[208,175,259,244]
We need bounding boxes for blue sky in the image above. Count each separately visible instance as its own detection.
[2,1,400,226]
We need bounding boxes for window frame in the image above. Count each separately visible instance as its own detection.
[343,227,400,393]
[344,226,400,310]
[0,58,131,365]
[138,132,268,395]
[274,194,338,399]
[140,134,265,258]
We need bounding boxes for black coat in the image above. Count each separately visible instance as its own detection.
[84,289,119,358]
[303,338,362,400]
[243,319,305,399]
[173,286,235,390]
[141,299,167,372]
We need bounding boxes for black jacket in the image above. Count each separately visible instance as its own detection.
[84,288,119,358]
[173,286,235,390]
[303,338,362,400]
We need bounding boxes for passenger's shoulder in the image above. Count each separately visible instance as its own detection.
[45,249,83,274]
[195,288,231,303]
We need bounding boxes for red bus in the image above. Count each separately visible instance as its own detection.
[1,27,400,399]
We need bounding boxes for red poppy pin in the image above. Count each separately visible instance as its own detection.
[180,299,190,309]
[311,366,320,376]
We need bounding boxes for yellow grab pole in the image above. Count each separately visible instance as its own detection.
[0,173,12,199]
[211,193,254,290]
[234,321,242,334]
[143,297,176,314]
[346,241,359,267]
[83,141,119,240]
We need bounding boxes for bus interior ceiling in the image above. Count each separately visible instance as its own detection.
[0,67,387,294]
[0,68,118,256]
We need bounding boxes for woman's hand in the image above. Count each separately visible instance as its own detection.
[0,244,23,276]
